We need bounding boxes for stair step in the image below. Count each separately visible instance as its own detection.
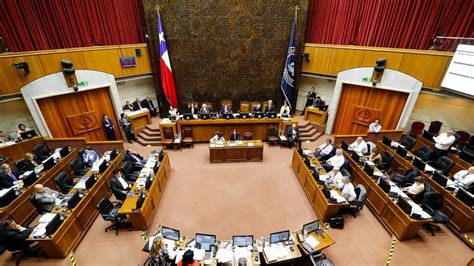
[141,128,161,137]
[300,128,318,137]
[300,132,323,142]
[137,138,163,146]
[299,120,310,127]
[137,132,162,141]
[145,124,161,131]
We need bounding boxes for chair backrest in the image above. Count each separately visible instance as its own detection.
[54,172,72,193]
[428,121,443,134]
[355,184,367,210]
[183,127,193,138]
[267,125,278,137]
[33,143,49,158]
[436,156,454,173]
[410,121,425,135]
[243,132,253,140]
[424,182,431,193]
[401,136,417,150]
[423,191,443,210]
[69,157,83,172]
[240,101,250,113]
[450,133,462,150]
[340,168,352,179]
[96,198,114,217]
[120,161,133,175]
[163,127,174,139]
[455,131,471,147]
[221,100,232,111]
[382,151,395,164]
[366,143,371,155]
[15,159,29,172]
[459,148,473,164]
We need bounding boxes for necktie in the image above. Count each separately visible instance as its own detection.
[9,172,18,181]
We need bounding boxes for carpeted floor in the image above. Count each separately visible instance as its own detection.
[0,118,472,265]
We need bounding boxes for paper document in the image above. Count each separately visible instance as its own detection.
[136,178,147,188]
[74,180,86,190]
[446,179,457,188]
[233,247,251,261]
[279,136,287,141]
[264,244,289,261]
[305,235,320,249]
[216,248,233,263]
[247,143,254,146]
[319,174,328,181]
[425,164,435,172]
[0,188,12,197]
[330,189,347,203]
[366,161,375,166]
[192,248,205,260]
[228,143,236,146]
[303,149,313,155]
[373,171,384,177]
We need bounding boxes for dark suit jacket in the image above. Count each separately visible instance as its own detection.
[287,127,300,140]
[16,160,37,172]
[102,118,114,133]
[141,99,155,110]
[132,101,142,111]
[265,105,275,113]
[220,107,231,116]
[110,177,130,201]
[123,104,133,111]
[1,226,34,250]
[124,152,144,164]
[0,171,21,189]
[188,107,198,115]
[229,132,241,141]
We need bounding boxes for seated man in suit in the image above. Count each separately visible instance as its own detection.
[322,149,345,172]
[0,163,24,189]
[124,149,147,165]
[200,103,210,114]
[368,119,382,133]
[252,103,263,114]
[123,100,134,111]
[452,166,474,189]
[229,129,241,141]
[210,132,225,143]
[110,169,132,201]
[264,100,276,113]
[348,137,368,155]
[133,97,144,111]
[188,103,198,115]
[315,139,334,161]
[313,96,324,108]
[0,218,35,251]
[81,147,100,168]
[141,97,157,117]
[17,153,40,173]
[220,104,231,116]
[33,184,62,212]
[286,124,300,148]
[279,101,290,118]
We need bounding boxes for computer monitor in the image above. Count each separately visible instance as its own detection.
[459,149,473,164]
[59,146,71,158]
[158,150,165,161]
[302,220,320,236]
[312,170,322,184]
[422,130,434,140]
[432,171,448,187]
[169,115,176,122]
[269,230,290,244]
[351,152,360,163]
[233,235,254,247]
[136,191,145,210]
[396,146,407,158]
[110,148,120,161]
[267,112,277,118]
[195,233,217,251]
[382,136,392,147]
[363,162,374,176]
[98,160,107,174]
[20,129,37,139]
[456,188,473,207]
[210,112,218,119]
[397,196,412,215]
[23,171,38,187]
[199,113,210,120]
[413,157,426,171]
[378,178,391,193]
[85,174,97,189]
[341,141,349,151]
[183,113,194,120]
[254,112,264,119]
[145,173,153,190]
[321,183,331,199]
[304,157,311,167]
[0,188,17,207]
[162,226,180,241]
[223,113,233,120]
[67,191,81,210]
[45,214,63,236]
[42,157,55,171]
[239,112,250,119]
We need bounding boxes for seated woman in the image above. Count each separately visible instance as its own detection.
[402,176,425,196]
[368,147,382,163]
[16,123,31,139]
[17,153,40,172]
[210,132,225,143]
[279,100,290,118]
[150,236,170,266]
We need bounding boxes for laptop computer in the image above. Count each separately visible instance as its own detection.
[302,220,320,237]
[20,129,37,139]
[254,112,264,118]
[397,196,412,215]
[233,235,253,247]
[396,146,407,158]
[195,233,216,260]
[269,230,290,244]
[432,171,448,187]
[162,226,180,241]
[413,157,426,171]
[341,141,349,151]
[183,113,194,120]
[382,136,392,147]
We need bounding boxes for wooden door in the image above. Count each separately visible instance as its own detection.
[37,87,122,141]
[333,84,408,134]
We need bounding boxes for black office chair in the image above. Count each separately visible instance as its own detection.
[400,135,417,151]
[421,192,452,236]
[15,159,32,173]
[377,151,395,171]
[77,148,85,159]
[413,146,434,161]
[412,182,431,204]
[32,143,50,161]
[448,133,462,152]
[428,121,442,135]
[426,156,454,175]
[364,143,371,156]
[54,171,74,194]
[0,224,41,265]
[347,184,367,218]
[120,161,141,182]
[391,168,418,187]
[309,252,334,266]
[459,148,473,164]
[96,198,130,236]
[69,157,90,178]
[29,194,50,214]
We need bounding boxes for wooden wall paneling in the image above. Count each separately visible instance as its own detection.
[39,52,87,75]
[398,54,451,89]
[301,47,332,74]
[0,55,45,95]
[327,49,365,75]
[333,84,372,134]
[81,49,124,77]
[119,47,152,76]
[368,88,409,130]
[361,51,403,70]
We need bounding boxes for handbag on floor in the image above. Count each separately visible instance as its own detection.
[329,215,344,229]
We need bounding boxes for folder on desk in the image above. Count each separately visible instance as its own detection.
[305,235,320,249]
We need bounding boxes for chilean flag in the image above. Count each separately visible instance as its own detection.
[158,14,178,108]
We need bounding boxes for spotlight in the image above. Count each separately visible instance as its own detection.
[12,62,30,76]
[371,58,386,85]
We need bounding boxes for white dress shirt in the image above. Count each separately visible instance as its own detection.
[349,140,368,155]
[405,182,424,195]
[341,182,357,201]
[453,170,474,188]
[117,176,129,190]
[318,143,334,156]
[327,154,345,168]
[210,135,225,142]
[329,170,344,188]
[433,133,455,150]
[368,123,381,133]
[280,105,290,116]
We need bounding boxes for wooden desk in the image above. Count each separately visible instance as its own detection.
[209,140,263,163]
[292,230,335,255]
[127,110,151,132]
[377,141,474,233]
[118,153,171,230]
[304,107,328,125]
[176,118,292,142]
[343,147,425,240]
[291,149,348,222]
[0,148,77,225]
[0,136,44,163]
[262,241,302,264]
[31,151,123,258]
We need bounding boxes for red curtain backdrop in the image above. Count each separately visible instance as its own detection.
[0,0,144,52]
[306,0,474,50]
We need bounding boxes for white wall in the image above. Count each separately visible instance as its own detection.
[296,75,336,111]
[115,75,159,111]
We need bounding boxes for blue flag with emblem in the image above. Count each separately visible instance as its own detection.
[280,10,297,109]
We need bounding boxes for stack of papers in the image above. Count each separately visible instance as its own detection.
[264,244,289,262]
[305,235,320,249]
[373,170,384,177]
[0,188,12,197]
[74,180,86,190]
[446,179,457,189]
[330,190,347,203]
[425,165,435,172]
[319,174,328,181]
[216,248,233,263]
[234,247,251,261]
[408,201,431,219]
[30,213,58,239]
[228,143,237,146]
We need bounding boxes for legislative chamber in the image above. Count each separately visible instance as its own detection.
[0,0,473,265]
